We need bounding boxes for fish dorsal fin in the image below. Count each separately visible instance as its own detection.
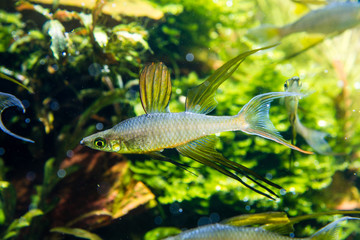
[139,62,172,113]
[0,92,34,143]
[185,44,278,114]
[176,135,282,200]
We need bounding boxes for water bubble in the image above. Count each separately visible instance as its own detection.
[57,169,66,178]
[96,123,104,130]
[51,64,59,72]
[245,205,251,211]
[26,171,36,181]
[50,100,60,111]
[354,82,360,89]
[66,150,74,158]
[226,0,233,7]
[337,80,344,88]
[102,65,110,73]
[290,233,295,238]
[197,216,211,226]
[22,99,30,108]
[210,212,220,223]
[265,172,273,180]
[317,120,327,127]
[39,59,46,65]
[176,88,182,94]
[280,188,286,195]
[185,53,194,62]
[62,52,67,57]
[68,56,75,63]
[25,118,31,124]
[154,216,162,225]
[169,202,182,215]
[0,148,5,156]
[88,63,102,77]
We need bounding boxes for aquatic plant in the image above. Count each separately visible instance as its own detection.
[0,0,359,239]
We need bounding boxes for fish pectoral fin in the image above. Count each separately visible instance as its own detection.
[0,92,34,143]
[146,151,197,176]
[221,212,295,235]
[221,212,290,226]
[185,44,278,114]
[176,136,281,200]
[139,62,172,113]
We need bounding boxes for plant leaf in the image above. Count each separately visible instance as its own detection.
[50,227,103,240]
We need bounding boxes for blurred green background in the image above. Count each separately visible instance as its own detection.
[0,0,359,239]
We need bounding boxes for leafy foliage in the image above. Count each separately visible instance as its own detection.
[0,0,359,239]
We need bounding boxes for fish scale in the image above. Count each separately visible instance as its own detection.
[111,112,237,153]
[165,223,301,240]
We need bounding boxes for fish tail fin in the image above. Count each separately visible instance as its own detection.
[294,118,333,155]
[246,24,281,43]
[310,217,360,240]
[236,92,313,154]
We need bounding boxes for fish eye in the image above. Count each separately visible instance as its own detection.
[94,137,106,149]
[284,82,288,88]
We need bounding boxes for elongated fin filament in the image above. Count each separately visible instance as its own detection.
[238,92,313,154]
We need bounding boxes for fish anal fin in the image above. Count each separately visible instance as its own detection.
[176,136,281,200]
[146,151,196,175]
[139,62,172,113]
[185,44,278,114]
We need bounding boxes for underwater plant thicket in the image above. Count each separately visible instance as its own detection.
[0,0,359,239]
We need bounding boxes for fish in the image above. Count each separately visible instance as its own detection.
[0,92,34,143]
[247,2,360,43]
[80,46,312,200]
[163,216,360,240]
[284,77,333,155]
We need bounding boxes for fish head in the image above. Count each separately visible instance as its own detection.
[80,129,119,153]
[284,76,302,93]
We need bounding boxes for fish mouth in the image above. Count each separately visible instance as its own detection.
[80,139,84,145]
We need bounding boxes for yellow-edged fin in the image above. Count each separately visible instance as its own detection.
[185,44,278,114]
[263,210,360,236]
[139,62,172,113]
[176,135,281,200]
[221,212,290,226]
[221,212,294,235]
[0,92,34,143]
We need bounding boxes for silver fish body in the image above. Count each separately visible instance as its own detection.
[164,217,360,240]
[280,2,360,37]
[164,223,300,240]
[83,112,238,154]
